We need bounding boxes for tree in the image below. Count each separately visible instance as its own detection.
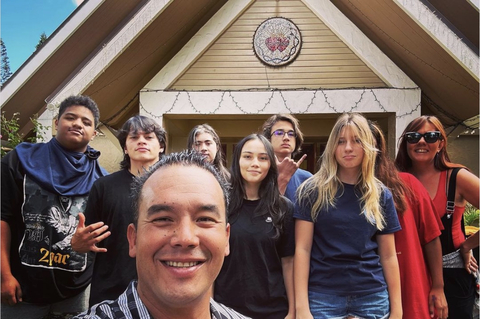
[1,112,50,158]
[1,39,12,86]
[36,32,48,50]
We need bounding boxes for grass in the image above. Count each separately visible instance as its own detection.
[464,203,479,236]
[465,203,480,228]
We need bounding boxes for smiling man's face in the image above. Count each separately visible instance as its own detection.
[127,164,230,312]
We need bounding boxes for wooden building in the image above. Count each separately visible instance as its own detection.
[1,0,478,174]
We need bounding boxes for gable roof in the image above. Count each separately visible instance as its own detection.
[331,0,479,128]
[170,0,388,90]
[1,0,227,133]
[148,0,415,91]
[1,0,477,134]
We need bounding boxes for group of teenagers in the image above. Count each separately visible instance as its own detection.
[1,94,479,319]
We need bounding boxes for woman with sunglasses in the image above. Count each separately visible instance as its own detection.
[214,134,295,319]
[369,121,448,319]
[396,115,479,319]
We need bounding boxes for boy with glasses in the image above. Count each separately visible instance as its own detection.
[261,114,312,201]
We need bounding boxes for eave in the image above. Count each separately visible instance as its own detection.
[330,0,479,127]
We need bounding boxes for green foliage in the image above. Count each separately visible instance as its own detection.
[1,112,23,157]
[1,38,13,86]
[29,114,50,142]
[464,203,480,228]
[36,32,48,50]
[1,112,50,158]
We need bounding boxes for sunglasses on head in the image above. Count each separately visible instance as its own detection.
[271,129,296,138]
[404,131,442,144]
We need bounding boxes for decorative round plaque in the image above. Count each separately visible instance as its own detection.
[253,17,302,67]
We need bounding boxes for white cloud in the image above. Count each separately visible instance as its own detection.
[72,0,85,6]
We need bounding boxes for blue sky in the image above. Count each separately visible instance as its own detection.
[1,0,83,74]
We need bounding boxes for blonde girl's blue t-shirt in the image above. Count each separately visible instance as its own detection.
[294,183,401,296]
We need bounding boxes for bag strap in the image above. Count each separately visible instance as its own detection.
[445,169,466,239]
[445,168,461,217]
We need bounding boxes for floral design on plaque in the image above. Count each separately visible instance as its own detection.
[253,17,302,67]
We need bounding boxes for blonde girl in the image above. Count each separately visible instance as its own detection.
[294,113,402,319]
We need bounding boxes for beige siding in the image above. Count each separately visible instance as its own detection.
[171,0,386,90]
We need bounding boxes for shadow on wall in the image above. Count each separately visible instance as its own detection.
[90,134,123,174]
[448,135,479,177]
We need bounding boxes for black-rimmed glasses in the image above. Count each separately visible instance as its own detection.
[271,130,295,138]
[404,131,441,144]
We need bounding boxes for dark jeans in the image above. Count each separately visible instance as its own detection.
[443,268,476,319]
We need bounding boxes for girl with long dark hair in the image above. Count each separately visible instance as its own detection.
[214,134,295,319]
[187,123,230,181]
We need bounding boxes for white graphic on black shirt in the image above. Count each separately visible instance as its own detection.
[19,176,88,272]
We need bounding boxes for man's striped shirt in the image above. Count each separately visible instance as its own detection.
[74,281,250,319]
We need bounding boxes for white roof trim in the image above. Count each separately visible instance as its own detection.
[467,0,479,13]
[47,0,175,107]
[302,0,417,88]
[140,88,421,153]
[394,0,479,80]
[0,0,105,107]
[144,0,254,90]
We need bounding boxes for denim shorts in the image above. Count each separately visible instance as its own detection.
[1,286,89,319]
[308,289,390,319]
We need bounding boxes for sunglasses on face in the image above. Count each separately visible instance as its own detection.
[404,131,442,144]
[271,130,296,138]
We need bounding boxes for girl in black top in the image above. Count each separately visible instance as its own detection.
[214,134,295,319]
